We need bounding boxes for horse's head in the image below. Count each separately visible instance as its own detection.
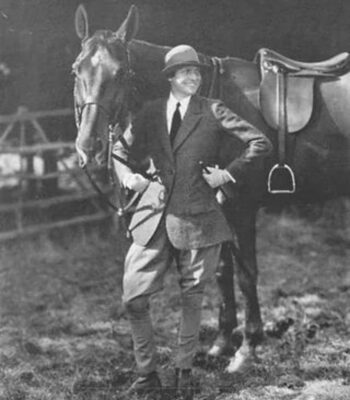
[73,4,139,167]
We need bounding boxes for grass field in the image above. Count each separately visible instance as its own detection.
[0,198,349,400]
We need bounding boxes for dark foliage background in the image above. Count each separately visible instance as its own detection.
[0,0,349,135]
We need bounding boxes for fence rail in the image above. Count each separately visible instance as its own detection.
[1,141,76,154]
[0,106,114,241]
[1,165,100,180]
[0,107,73,124]
[0,211,114,242]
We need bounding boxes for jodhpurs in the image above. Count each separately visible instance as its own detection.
[122,224,221,375]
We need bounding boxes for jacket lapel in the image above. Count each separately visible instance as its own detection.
[172,95,203,153]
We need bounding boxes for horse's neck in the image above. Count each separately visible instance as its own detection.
[127,40,259,112]
[129,40,170,99]
[129,40,169,67]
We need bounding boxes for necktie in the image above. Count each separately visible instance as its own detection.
[169,102,181,145]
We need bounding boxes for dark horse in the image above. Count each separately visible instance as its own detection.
[73,5,350,372]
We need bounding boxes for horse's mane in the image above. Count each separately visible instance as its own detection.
[127,40,172,102]
[128,40,170,71]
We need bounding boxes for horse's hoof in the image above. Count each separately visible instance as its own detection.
[207,334,235,357]
[231,327,244,347]
[208,343,225,357]
[225,347,255,374]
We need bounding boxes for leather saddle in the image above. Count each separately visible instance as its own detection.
[256,48,350,133]
[255,48,350,193]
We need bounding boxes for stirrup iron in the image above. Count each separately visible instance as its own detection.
[268,163,296,194]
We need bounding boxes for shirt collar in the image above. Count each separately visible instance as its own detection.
[168,93,191,113]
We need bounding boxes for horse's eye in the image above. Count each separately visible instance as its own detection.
[100,80,108,94]
[72,65,82,77]
[72,67,79,77]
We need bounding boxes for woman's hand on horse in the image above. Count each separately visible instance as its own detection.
[202,166,233,189]
[124,173,150,193]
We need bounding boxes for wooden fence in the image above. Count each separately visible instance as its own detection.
[0,106,114,241]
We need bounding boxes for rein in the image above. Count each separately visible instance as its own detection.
[82,161,139,216]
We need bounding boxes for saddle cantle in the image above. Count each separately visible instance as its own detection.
[256,48,350,133]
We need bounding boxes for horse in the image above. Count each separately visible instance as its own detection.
[73,4,350,373]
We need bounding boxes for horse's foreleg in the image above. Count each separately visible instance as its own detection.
[208,242,238,356]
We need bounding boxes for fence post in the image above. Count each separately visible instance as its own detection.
[17,107,27,231]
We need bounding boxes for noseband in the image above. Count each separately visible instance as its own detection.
[76,101,111,124]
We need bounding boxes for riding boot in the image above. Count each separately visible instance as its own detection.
[127,371,162,398]
[175,368,194,400]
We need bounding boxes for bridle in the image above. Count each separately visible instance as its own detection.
[76,101,111,125]
[73,40,158,217]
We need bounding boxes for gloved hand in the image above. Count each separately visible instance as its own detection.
[202,166,234,189]
[123,173,150,193]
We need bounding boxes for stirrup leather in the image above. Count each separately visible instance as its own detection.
[266,70,296,194]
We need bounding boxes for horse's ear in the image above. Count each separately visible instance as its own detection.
[75,4,89,40]
[115,5,139,43]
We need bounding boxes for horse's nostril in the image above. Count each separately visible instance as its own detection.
[96,145,107,166]
[96,154,107,166]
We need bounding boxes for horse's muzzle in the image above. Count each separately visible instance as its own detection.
[76,137,108,168]
[95,139,108,166]
[75,141,91,168]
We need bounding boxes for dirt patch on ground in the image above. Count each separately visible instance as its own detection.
[0,199,349,399]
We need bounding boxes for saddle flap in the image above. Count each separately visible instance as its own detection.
[259,70,314,133]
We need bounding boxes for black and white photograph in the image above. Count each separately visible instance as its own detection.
[0,1,349,399]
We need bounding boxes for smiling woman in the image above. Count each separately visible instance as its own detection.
[168,66,202,98]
